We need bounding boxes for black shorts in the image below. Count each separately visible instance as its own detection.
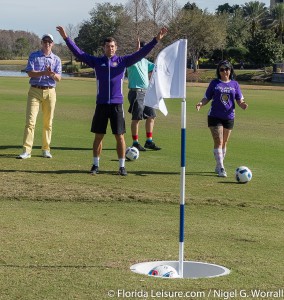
[208,116,234,130]
[91,104,126,135]
[128,89,156,120]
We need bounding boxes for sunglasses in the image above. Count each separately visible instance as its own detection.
[42,40,53,44]
[219,67,230,72]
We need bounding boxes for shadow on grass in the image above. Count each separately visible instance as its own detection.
[0,264,100,269]
[0,169,110,175]
[0,169,242,182]
[219,181,244,185]
[0,145,97,151]
[131,170,179,176]
[187,172,241,183]
[0,145,115,158]
[0,169,180,176]
[0,168,228,177]
[186,171,218,177]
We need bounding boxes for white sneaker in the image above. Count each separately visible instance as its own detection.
[17,152,31,159]
[218,168,227,177]
[42,150,52,158]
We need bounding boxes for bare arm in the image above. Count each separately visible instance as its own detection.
[27,70,49,78]
[27,66,61,82]
[136,36,140,52]
[196,97,210,111]
[236,99,248,110]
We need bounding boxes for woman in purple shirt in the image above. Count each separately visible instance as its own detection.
[196,60,248,177]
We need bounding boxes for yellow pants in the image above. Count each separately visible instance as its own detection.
[22,86,57,153]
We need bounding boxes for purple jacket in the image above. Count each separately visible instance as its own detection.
[65,37,158,104]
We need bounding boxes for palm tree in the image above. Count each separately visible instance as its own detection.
[269,3,284,43]
[242,1,268,37]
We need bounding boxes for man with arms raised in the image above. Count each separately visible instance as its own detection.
[56,26,167,176]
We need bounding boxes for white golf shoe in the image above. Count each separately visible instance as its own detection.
[17,152,31,159]
[42,150,52,158]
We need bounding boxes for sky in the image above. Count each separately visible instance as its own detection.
[1,0,270,43]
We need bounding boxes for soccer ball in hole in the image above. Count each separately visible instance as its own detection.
[148,265,179,278]
[125,146,139,161]
[235,166,252,183]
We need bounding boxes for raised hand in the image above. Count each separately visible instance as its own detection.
[156,27,168,41]
[56,26,68,39]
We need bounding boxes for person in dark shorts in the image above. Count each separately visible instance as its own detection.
[127,38,161,152]
[57,26,167,176]
[195,60,248,177]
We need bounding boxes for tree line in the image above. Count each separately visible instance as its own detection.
[1,1,283,70]
[0,29,68,61]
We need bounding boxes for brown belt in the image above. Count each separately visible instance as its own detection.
[31,85,54,90]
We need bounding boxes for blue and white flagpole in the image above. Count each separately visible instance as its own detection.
[179,39,188,278]
[179,99,186,278]
[131,39,230,279]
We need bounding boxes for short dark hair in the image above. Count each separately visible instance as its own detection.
[103,37,117,45]
[216,60,236,80]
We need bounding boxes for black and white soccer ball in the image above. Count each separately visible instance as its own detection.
[235,166,252,183]
[148,265,179,278]
[125,146,139,161]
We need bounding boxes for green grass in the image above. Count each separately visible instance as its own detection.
[0,77,284,299]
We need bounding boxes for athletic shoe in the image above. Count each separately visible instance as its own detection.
[118,167,127,176]
[144,141,161,150]
[17,152,31,159]
[215,166,219,174]
[218,168,227,177]
[42,150,52,158]
[132,143,146,151]
[90,165,99,175]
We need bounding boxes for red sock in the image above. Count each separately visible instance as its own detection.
[132,135,138,143]
[146,132,152,142]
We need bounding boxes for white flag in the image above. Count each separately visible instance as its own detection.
[144,39,187,116]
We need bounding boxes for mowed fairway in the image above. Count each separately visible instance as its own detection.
[0,76,283,300]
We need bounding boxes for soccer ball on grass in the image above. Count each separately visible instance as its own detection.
[125,146,139,161]
[148,265,179,278]
[235,166,252,183]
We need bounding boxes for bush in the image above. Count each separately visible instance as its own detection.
[227,47,249,62]
[62,63,79,73]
